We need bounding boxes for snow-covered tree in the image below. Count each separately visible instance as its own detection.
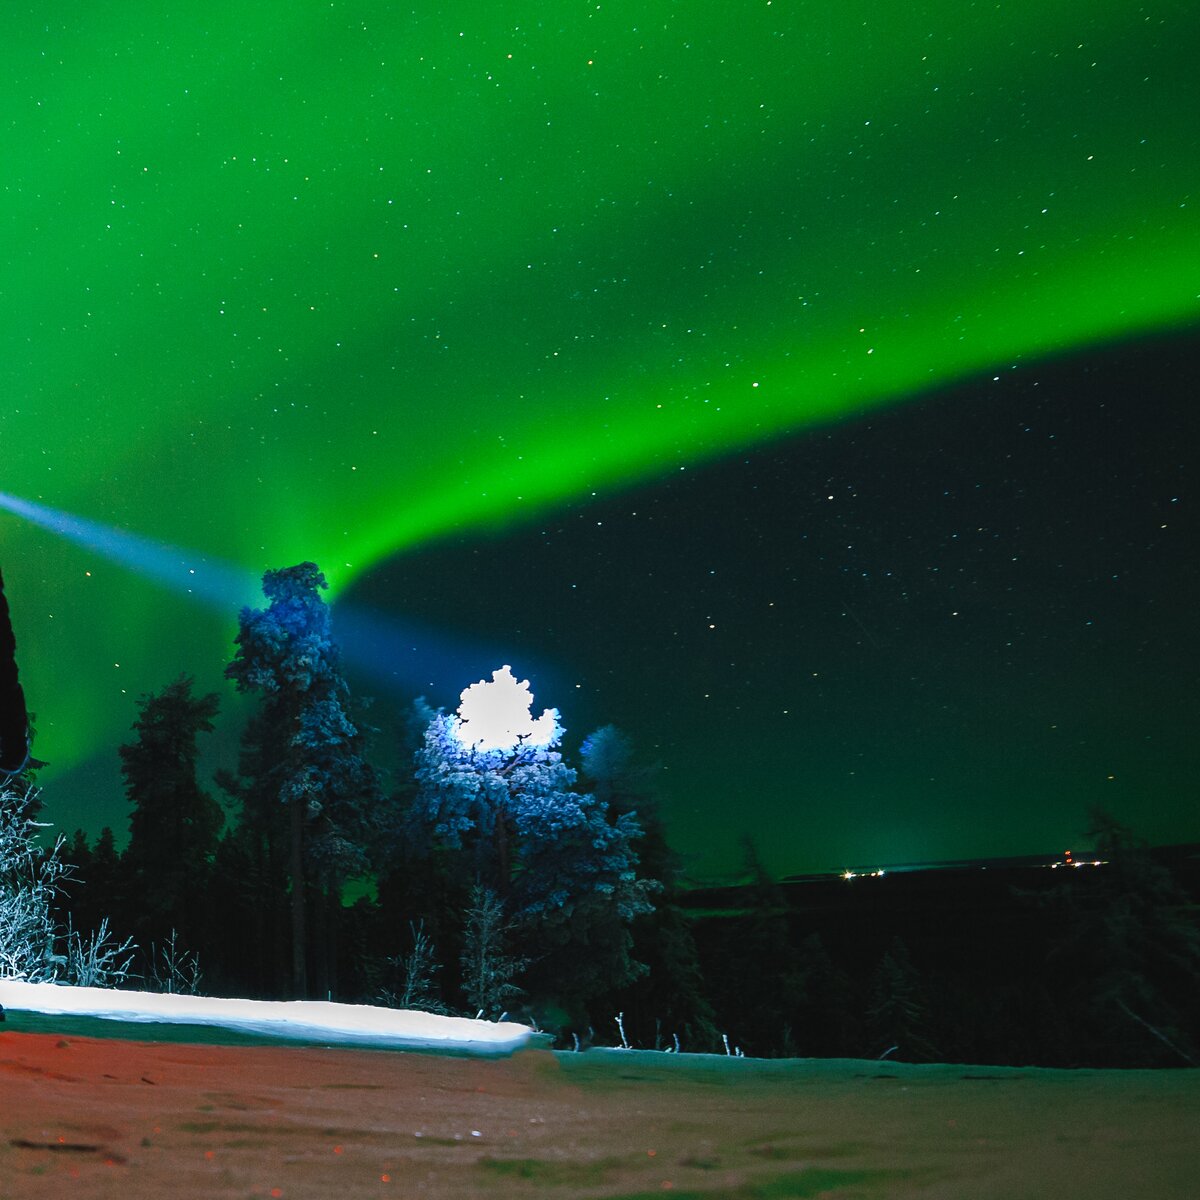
[226,562,380,997]
[0,786,66,981]
[2,786,139,988]
[411,667,653,1017]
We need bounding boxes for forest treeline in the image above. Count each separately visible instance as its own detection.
[4,563,1199,1068]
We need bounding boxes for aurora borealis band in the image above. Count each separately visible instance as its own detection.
[2,3,1198,874]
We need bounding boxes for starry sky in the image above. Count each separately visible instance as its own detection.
[2,2,1197,878]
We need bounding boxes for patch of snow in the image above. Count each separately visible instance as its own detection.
[0,979,532,1054]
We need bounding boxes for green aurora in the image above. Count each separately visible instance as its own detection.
[2,2,1197,842]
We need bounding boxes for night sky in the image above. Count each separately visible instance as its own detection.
[2,3,1197,878]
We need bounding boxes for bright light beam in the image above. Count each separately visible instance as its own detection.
[0,490,258,612]
[0,491,555,702]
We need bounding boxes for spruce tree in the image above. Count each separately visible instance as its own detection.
[119,676,223,953]
[226,562,380,997]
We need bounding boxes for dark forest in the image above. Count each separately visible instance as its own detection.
[4,561,1197,1070]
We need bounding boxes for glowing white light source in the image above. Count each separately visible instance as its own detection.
[454,665,560,752]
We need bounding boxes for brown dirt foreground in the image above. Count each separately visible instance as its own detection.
[2,1032,1198,1200]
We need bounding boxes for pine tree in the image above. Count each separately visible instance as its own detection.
[119,676,223,953]
[225,563,380,997]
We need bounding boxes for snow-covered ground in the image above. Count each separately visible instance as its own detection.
[0,979,532,1054]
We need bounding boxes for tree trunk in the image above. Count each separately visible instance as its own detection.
[496,812,511,897]
[289,795,307,997]
[326,886,339,1000]
[312,883,335,1001]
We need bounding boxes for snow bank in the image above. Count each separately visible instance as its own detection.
[0,979,532,1054]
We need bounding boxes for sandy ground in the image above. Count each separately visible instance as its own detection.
[2,1030,1198,1199]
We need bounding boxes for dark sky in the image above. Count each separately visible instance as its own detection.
[341,331,1200,878]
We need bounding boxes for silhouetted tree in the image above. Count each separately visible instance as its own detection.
[207,768,290,998]
[0,568,31,784]
[581,726,716,1050]
[119,676,223,953]
[794,933,861,1057]
[1038,807,1200,1066]
[702,839,806,1056]
[866,936,939,1062]
[369,699,464,998]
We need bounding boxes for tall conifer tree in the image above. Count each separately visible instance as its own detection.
[226,563,379,997]
[119,676,222,952]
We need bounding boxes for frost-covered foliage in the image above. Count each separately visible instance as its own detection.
[2,785,137,987]
[414,708,649,924]
[460,883,526,1018]
[227,562,342,696]
[61,916,136,989]
[226,564,379,880]
[411,669,654,1014]
[411,711,509,853]
[378,920,449,1014]
[226,562,381,995]
[0,786,68,981]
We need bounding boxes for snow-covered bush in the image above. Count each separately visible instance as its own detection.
[0,786,69,981]
[61,915,136,988]
[377,920,450,1014]
[2,784,137,987]
[147,928,203,995]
